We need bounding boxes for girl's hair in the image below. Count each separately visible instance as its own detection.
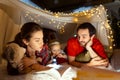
[14,22,43,48]
[49,41,60,49]
[77,22,96,37]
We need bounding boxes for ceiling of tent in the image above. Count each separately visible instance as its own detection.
[20,0,120,20]
[31,0,114,12]
[0,0,118,50]
[19,0,119,50]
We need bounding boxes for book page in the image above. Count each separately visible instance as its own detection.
[28,66,76,80]
[31,68,61,80]
[61,67,77,80]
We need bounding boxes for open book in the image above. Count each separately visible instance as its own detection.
[30,66,76,80]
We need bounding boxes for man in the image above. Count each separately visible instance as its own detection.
[66,22,109,68]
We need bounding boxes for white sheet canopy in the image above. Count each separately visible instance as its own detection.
[0,0,113,57]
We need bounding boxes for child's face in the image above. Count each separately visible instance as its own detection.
[51,44,61,56]
[23,31,44,51]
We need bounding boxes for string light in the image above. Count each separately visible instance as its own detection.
[22,3,113,51]
[117,21,120,28]
[73,18,78,22]
[54,13,59,18]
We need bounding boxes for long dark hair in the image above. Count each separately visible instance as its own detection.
[12,22,43,48]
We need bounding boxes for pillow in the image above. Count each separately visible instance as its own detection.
[75,51,91,63]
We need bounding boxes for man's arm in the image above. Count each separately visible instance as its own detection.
[68,56,84,68]
[87,46,109,66]
[85,36,100,58]
[85,36,109,67]
[87,46,101,59]
[68,54,108,68]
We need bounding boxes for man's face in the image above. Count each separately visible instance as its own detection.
[77,28,91,47]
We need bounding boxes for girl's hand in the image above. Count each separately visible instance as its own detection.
[19,57,37,70]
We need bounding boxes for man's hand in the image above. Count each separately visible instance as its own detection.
[87,57,109,67]
[86,40,92,50]
[85,35,94,50]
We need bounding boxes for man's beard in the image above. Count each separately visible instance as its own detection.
[80,41,86,47]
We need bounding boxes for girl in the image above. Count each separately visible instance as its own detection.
[49,41,67,64]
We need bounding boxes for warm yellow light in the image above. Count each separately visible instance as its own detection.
[54,13,59,18]
[109,46,113,49]
[117,21,120,28]
[73,18,78,22]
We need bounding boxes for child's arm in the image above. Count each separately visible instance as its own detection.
[57,53,67,59]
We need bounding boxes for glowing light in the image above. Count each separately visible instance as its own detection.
[109,46,113,50]
[54,13,59,18]
[73,18,78,22]
[22,4,114,50]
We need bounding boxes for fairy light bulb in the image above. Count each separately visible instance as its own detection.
[73,18,78,22]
